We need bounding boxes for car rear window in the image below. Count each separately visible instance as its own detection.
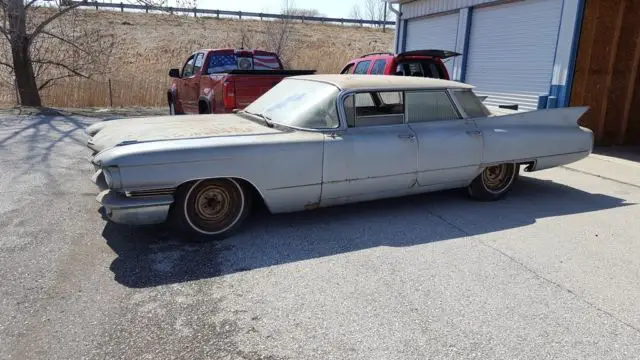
[206,53,281,74]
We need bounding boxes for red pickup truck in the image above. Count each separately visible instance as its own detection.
[339,49,460,79]
[167,49,315,115]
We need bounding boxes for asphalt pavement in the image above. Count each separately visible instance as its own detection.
[1,110,639,359]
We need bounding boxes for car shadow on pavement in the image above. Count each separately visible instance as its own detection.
[103,175,633,288]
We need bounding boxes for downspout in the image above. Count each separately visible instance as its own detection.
[388,2,402,53]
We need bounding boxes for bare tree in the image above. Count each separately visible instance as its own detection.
[261,0,296,66]
[363,0,388,26]
[350,4,362,20]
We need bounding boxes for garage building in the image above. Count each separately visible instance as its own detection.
[388,0,640,146]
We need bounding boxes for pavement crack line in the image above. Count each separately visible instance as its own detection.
[427,208,640,337]
[560,165,640,189]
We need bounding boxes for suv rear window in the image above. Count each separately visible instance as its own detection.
[370,60,387,75]
[395,59,446,79]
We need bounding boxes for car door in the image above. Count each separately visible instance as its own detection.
[178,54,197,113]
[321,91,418,206]
[405,89,483,187]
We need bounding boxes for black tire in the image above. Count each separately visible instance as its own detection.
[168,98,184,115]
[467,163,519,201]
[172,178,251,241]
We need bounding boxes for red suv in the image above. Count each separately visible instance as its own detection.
[340,49,460,79]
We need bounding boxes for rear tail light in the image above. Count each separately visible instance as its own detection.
[223,79,235,110]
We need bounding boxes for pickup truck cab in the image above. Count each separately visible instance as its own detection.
[340,49,460,80]
[168,48,315,115]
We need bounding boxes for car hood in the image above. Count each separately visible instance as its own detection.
[86,113,279,152]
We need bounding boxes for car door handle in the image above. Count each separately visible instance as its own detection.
[398,133,415,139]
[466,130,483,137]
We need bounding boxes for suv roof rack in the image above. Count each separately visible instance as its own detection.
[360,51,394,58]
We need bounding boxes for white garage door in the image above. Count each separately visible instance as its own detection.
[405,12,460,77]
[464,0,563,111]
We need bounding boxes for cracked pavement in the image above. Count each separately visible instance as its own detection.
[1,110,640,359]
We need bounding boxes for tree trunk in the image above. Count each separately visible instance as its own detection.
[7,0,42,107]
[11,39,41,107]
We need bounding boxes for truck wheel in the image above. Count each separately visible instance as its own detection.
[467,163,519,201]
[172,178,251,241]
[169,99,184,115]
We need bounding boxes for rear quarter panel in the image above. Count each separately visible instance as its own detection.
[474,107,593,169]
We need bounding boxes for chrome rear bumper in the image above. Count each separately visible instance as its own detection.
[96,190,174,226]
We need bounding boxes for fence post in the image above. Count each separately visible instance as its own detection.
[95,1,98,10]
[193,7,197,17]
[108,79,113,107]
[120,2,123,12]
[383,2,387,32]
[216,9,219,19]
[238,11,242,19]
[145,4,148,13]
[260,13,263,21]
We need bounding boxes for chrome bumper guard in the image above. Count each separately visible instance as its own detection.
[96,190,174,226]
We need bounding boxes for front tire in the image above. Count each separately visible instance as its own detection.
[467,163,519,201]
[173,178,251,241]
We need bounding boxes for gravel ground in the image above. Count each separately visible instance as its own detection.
[1,110,639,359]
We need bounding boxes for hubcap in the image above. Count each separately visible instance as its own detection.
[184,179,245,235]
[482,164,512,192]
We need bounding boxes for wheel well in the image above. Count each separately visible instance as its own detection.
[173,177,269,213]
[198,100,209,114]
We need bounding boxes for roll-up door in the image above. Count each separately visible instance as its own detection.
[464,0,562,111]
[405,12,460,77]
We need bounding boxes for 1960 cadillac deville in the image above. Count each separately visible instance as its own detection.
[86,75,593,240]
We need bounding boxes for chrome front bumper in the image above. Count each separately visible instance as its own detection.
[92,169,174,226]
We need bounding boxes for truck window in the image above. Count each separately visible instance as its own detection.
[206,53,281,74]
[182,55,196,77]
[193,53,205,74]
[353,61,371,74]
[370,60,387,75]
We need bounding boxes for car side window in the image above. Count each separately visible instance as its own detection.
[340,63,355,74]
[344,91,405,127]
[353,61,371,74]
[452,89,490,118]
[182,55,196,77]
[405,90,460,123]
[371,60,387,75]
[192,53,205,75]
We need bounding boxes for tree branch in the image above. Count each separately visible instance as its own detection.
[0,60,12,70]
[29,0,88,39]
[38,73,80,90]
[24,0,38,9]
[32,59,90,79]
[40,30,90,55]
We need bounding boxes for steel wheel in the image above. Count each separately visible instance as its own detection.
[481,164,512,194]
[468,163,519,201]
[180,178,249,237]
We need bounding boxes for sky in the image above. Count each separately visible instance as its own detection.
[183,0,394,19]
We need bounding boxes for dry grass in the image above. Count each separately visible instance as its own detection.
[0,8,394,108]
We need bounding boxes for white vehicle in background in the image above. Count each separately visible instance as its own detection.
[85,75,593,240]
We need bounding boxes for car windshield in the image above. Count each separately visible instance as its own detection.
[243,79,340,129]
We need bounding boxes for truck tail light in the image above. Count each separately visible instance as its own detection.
[223,79,235,110]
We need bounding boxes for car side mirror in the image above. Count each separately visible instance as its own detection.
[169,68,180,78]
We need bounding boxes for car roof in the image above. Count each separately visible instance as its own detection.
[289,74,474,91]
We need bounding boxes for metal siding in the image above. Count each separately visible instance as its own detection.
[405,12,460,76]
[402,0,499,19]
[465,0,563,111]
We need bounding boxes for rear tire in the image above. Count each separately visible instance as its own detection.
[172,178,251,242]
[467,163,519,201]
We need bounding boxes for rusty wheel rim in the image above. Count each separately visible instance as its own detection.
[481,164,513,194]
[185,179,244,235]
